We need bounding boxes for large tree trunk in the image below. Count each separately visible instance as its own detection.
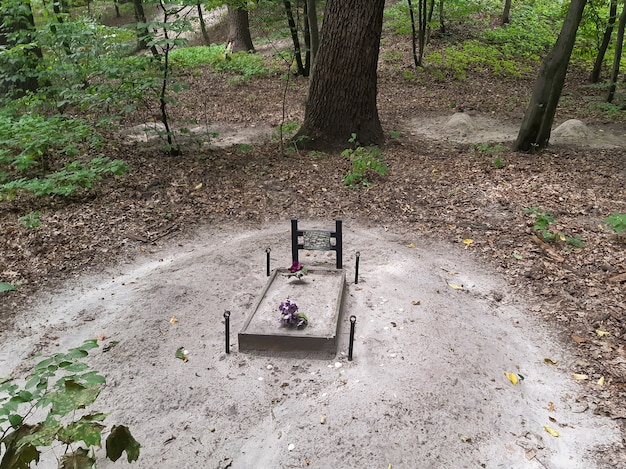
[226,5,254,53]
[514,0,587,152]
[294,0,385,150]
[607,1,626,103]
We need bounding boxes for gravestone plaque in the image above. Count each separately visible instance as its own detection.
[303,230,332,251]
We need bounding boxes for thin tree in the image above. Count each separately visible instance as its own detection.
[197,2,210,46]
[132,0,159,56]
[514,0,587,152]
[307,0,319,66]
[590,0,618,83]
[294,0,385,149]
[607,1,626,102]
[284,0,306,75]
[501,0,512,25]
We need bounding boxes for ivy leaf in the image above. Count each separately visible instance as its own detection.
[106,425,141,463]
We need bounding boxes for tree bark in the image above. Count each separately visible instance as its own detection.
[227,5,254,53]
[306,0,319,66]
[607,1,626,102]
[590,0,618,83]
[501,0,512,25]
[294,0,385,150]
[514,0,587,152]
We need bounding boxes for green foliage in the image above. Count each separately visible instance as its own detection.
[169,45,269,78]
[525,206,585,247]
[0,340,140,467]
[18,211,42,228]
[1,157,129,199]
[0,283,17,292]
[342,134,388,189]
[604,213,626,234]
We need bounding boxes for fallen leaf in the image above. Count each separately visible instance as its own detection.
[175,347,189,362]
[170,316,179,324]
[406,243,416,248]
[505,372,519,385]
[597,376,605,386]
[462,238,473,248]
[513,252,523,260]
[544,358,558,366]
[97,334,106,341]
[194,183,203,190]
[544,426,560,437]
[448,283,464,290]
[596,329,610,337]
[547,401,555,412]
[572,373,589,380]
[549,416,556,423]
[411,300,421,305]
[572,335,587,344]
[459,434,472,443]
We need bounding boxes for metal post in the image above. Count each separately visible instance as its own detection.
[335,219,343,269]
[355,251,360,284]
[291,218,299,264]
[266,248,271,277]
[224,311,231,354]
[348,315,356,361]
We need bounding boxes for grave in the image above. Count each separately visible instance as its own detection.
[238,219,347,353]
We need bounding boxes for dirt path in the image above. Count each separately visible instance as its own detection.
[1,222,621,468]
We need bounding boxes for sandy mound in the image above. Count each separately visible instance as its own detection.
[0,222,620,468]
[442,112,476,137]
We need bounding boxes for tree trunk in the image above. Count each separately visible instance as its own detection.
[197,3,210,46]
[307,0,319,66]
[514,0,587,152]
[591,0,618,83]
[132,0,159,57]
[284,1,305,75]
[501,0,512,25]
[607,1,626,102]
[294,0,385,150]
[227,5,254,53]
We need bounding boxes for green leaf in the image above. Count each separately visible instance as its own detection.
[106,425,141,463]
[59,447,96,469]
[0,424,41,469]
[41,380,101,417]
[0,282,16,292]
[57,417,105,447]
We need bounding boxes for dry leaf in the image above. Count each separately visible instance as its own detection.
[596,329,610,337]
[459,434,472,443]
[97,334,106,341]
[194,183,203,190]
[170,316,179,324]
[572,373,589,380]
[448,283,464,290]
[411,300,421,305]
[544,426,560,437]
[462,238,473,249]
[505,372,519,385]
[406,243,416,248]
[597,376,605,386]
[547,401,555,412]
[572,335,587,344]
[544,358,558,366]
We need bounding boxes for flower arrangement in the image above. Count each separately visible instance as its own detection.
[287,261,307,279]
[279,299,308,328]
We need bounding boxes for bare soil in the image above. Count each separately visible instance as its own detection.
[1,9,626,468]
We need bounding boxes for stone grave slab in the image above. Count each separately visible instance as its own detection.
[238,268,346,353]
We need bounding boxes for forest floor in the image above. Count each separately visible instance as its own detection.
[1,7,626,468]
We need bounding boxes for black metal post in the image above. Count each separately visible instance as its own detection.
[348,315,356,361]
[224,311,231,354]
[335,219,343,269]
[291,218,299,264]
[266,248,271,277]
[355,251,360,284]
